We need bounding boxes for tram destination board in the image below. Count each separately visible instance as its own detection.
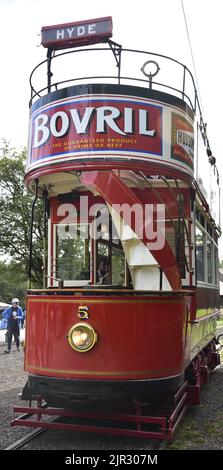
[41,16,113,49]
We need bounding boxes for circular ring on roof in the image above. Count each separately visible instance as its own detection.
[141,60,160,79]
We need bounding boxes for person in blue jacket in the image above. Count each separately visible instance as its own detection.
[2,298,24,353]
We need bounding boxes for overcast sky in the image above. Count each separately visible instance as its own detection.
[0,0,222,254]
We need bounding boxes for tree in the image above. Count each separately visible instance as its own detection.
[0,140,44,286]
[0,260,27,305]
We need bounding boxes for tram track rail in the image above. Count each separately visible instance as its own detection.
[5,428,166,450]
[4,428,46,450]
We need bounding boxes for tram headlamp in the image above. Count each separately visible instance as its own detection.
[68,322,98,352]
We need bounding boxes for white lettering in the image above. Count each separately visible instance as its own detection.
[56,29,65,40]
[144,204,165,249]
[69,455,100,467]
[111,203,144,239]
[33,114,50,148]
[50,111,69,137]
[70,107,94,134]
[57,204,78,240]
[96,106,126,136]
[77,26,85,36]
[56,199,165,249]
[88,24,96,34]
[32,105,158,147]
[79,195,89,225]
[148,455,158,465]
[124,108,133,133]
[139,109,156,136]
[66,27,75,38]
[89,203,110,240]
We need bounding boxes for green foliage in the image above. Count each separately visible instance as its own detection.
[0,140,44,288]
[0,260,27,306]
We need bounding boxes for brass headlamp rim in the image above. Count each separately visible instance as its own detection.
[67,322,98,352]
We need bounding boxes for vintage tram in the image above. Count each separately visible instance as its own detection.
[17,17,221,438]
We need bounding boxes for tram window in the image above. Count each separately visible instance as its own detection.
[100,224,110,240]
[195,208,205,228]
[195,226,205,282]
[55,224,90,282]
[214,246,219,285]
[166,223,185,277]
[97,242,109,257]
[94,206,111,241]
[165,226,176,255]
[112,247,125,286]
[207,238,213,284]
[207,223,213,238]
[97,257,110,284]
[97,240,111,285]
[199,213,205,227]
[96,238,127,286]
[214,233,218,244]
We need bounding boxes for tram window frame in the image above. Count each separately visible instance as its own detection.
[94,214,129,287]
[95,238,127,287]
[214,246,219,285]
[195,208,219,286]
[206,236,213,284]
[53,223,92,286]
[165,221,186,278]
[52,213,130,287]
[195,225,205,282]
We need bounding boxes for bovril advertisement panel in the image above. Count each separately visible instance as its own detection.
[27,89,194,175]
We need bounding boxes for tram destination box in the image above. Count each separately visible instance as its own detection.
[41,16,113,49]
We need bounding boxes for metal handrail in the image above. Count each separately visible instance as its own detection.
[29,46,198,110]
[29,75,194,110]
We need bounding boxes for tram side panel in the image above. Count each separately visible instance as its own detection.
[24,294,191,401]
[189,286,220,361]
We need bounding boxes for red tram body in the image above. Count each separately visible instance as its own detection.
[18,18,221,438]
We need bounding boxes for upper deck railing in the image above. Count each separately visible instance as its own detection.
[30,46,200,112]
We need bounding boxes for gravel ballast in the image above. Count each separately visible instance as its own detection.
[0,343,31,450]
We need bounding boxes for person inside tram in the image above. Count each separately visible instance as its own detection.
[97,258,110,285]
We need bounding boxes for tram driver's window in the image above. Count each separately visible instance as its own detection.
[195,226,205,282]
[96,242,126,286]
[97,243,110,284]
[112,247,125,285]
[56,224,90,283]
